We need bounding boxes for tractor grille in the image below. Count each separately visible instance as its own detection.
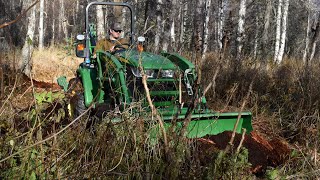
[126,74,179,106]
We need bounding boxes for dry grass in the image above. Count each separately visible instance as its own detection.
[1,46,82,83]
[31,47,83,83]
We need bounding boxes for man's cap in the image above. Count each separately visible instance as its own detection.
[111,22,122,31]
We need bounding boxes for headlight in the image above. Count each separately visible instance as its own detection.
[131,67,142,77]
[145,69,155,78]
[161,70,174,78]
[131,67,154,78]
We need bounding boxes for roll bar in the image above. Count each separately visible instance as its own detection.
[85,2,135,60]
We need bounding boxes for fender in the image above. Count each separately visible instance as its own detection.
[77,64,100,107]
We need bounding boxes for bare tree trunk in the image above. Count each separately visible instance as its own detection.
[194,0,204,55]
[201,0,211,62]
[72,1,76,28]
[277,0,289,63]
[162,0,177,51]
[59,0,68,41]
[168,20,175,50]
[20,0,36,76]
[262,0,272,61]
[179,0,188,51]
[154,0,163,52]
[303,0,311,63]
[51,0,55,46]
[96,0,105,39]
[38,0,44,49]
[253,15,259,60]
[75,0,79,23]
[217,0,226,51]
[309,13,320,62]
[171,0,178,50]
[58,0,61,40]
[236,0,247,61]
[274,0,283,62]
[114,0,122,21]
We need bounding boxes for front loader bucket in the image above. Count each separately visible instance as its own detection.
[158,108,253,138]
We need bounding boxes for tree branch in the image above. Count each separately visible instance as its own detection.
[0,0,40,29]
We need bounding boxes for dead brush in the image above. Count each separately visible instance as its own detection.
[31,47,82,83]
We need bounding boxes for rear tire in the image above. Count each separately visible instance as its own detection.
[68,78,87,118]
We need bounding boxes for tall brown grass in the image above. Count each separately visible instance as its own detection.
[31,47,83,83]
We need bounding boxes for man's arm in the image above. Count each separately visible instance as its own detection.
[94,39,106,54]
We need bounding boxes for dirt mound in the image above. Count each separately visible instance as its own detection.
[20,74,62,91]
[198,131,290,174]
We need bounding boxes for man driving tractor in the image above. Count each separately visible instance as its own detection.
[94,22,128,53]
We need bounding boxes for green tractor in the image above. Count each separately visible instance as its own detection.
[58,2,253,138]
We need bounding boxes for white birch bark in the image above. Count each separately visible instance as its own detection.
[75,0,79,23]
[303,14,310,63]
[58,0,61,39]
[72,1,76,26]
[59,0,68,41]
[236,0,247,60]
[38,0,44,49]
[134,0,137,23]
[195,0,204,53]
[201,0,211,62]
[262,0,272,58]
[179,1,188,50]
[303,0,311,63]
[217,0,226,50]
[277,0,289,63]
[253,16,259,59]
[162,30,169,52]
[163,0,177,51]
[179,1,185,44]
[96,2,105,40]
[309,14,320,62]
[20,0,36,76]
[121,7,127,38]
[274,0,283,62]
[170,20,175,47]
[51,0,55,45]
[154,0,163,52]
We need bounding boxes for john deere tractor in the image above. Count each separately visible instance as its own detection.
[58,2,252,138]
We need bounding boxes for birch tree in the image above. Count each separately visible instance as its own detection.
[51,0,55,45]
[253,15,259,59]
[20,0,36,76]
[303,3,311,63]
[262,0,272,59]
[194,0,204,55]
[217,0,226,51]
[236,0,247,61]
[162,0,177,51]
[154,0,163,52]
[38,0,44,49]
[276,0,289,63]
[96,0,105,40]
[179,1,187,49]
[59,0,68,41]
[274,0,283,62]
[309,13,320,62]
[201,0,211,62]
[169,0,177,51]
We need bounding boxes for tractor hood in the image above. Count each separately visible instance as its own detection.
[118,50,177,70]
